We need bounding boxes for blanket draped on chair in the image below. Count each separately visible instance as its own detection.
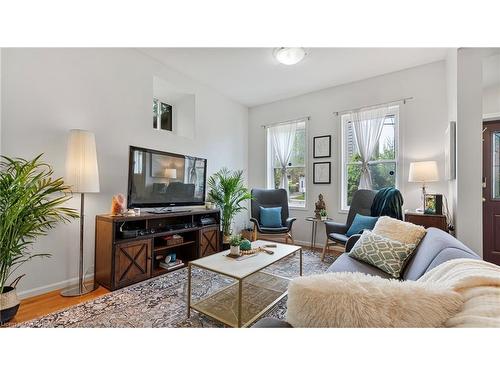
[370,187,404,220]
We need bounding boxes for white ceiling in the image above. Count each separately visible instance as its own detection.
[141,48,449,107]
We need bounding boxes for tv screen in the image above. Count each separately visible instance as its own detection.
[127,146,207,208]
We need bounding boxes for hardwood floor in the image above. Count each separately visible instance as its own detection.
[3,244,342,327]
[5,286,109,326]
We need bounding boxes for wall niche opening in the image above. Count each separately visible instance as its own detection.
[153,76,195,139]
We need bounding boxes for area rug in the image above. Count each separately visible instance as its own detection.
[16,250,337,328]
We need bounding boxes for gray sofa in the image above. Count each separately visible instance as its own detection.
[254,228,480,328]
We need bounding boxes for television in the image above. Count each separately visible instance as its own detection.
[127,146,207,209]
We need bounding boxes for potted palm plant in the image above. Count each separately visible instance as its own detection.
[207,168,252,246]
[0,155,78,324]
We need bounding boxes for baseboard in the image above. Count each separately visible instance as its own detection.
[18,274,95,299]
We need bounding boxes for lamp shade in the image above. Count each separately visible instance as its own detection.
[65,129,100,193]
[164,168,177,179]
[408,161,439,183]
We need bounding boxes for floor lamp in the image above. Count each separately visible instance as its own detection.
[61,129,100,297]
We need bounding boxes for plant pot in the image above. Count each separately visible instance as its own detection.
[0,286,20,324]
[230,245,241,256]
[320,216,327,221]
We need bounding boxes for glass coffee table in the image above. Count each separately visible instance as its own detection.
[187,240,302,327]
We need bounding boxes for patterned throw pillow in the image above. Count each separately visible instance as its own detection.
[348,230,416,278]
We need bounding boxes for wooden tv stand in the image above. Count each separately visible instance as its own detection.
[95,208,221,291]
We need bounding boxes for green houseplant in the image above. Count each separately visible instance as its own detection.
[229,234,242,256]
[0,155,78,323]
[207,168,252,243]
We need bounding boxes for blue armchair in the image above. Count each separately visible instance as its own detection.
[250,188,296,244]
[322,189,377,260]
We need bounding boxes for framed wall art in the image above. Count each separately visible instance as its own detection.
[313,162,331,184]
[313,135,331,158]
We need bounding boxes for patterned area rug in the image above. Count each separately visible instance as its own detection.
[16,249,337,328]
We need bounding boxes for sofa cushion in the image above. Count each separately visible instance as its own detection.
[327,253,393,279]
[328,233,349,244]
[346,214,378,237]
[285,272,463,327]
[259,206,282,228]
[373,216,426,248]
[348,230,416,278]
[402,228,480,280]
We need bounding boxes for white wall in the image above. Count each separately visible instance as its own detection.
[248,61,449,247]
[483,84,500,116]
[455,48,500,256]
[1,48,249,297]
[446,49,458,231]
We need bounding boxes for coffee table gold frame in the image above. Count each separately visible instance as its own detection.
[187,247,302,328]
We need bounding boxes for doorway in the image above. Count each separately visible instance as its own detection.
[483,121,500,265]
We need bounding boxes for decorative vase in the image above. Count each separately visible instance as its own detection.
[0,276,23,324]
[230,245,241,256]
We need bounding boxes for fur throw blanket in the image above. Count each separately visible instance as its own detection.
[418,258,500,327]
[286,272,463,328]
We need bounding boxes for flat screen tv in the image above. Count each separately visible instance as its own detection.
[127,146,207,208]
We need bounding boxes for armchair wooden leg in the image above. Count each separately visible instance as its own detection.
[252,223,257,242]
[288,232,294,245]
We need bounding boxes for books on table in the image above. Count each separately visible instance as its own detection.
[159,259,184,271]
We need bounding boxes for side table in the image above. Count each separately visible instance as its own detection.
[305,217,331,250]
[404,211,448,232]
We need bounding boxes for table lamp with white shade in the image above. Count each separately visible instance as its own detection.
[61,129,100,297]
[164,168,177,179]
[408,160,439,212]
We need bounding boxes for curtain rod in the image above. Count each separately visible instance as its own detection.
[261,116,310,128]
[333,97,414,116]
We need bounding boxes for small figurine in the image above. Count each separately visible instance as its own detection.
[110,193,126,215]
[314,193,326,218]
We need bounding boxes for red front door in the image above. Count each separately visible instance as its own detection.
[483,121,500,265]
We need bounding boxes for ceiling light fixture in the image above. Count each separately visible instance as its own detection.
[273,47,306,65]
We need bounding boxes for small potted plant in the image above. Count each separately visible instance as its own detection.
[205,195,215,210]
[229,234,242,256]
[320,209,328,221]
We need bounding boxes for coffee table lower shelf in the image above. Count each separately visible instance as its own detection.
[189,271,290,328]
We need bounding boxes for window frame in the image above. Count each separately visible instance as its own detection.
[266,119,309,210]
[340,106,400,212]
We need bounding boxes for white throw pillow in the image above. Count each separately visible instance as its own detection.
[286,272,463,328]
[373,216,426,248]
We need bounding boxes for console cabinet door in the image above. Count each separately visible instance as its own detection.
[114,239,151,289]
[199,226,220,258]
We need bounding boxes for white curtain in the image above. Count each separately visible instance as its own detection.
[269,122,298,193]
[351,106,390,189]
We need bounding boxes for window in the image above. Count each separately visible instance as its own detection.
[133,150,144,174]
[267,119,307,208]
[341,106,399,210]
[153,98,173,131]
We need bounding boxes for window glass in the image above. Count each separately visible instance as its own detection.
[342,108,398,209]
[268,121,307,208]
